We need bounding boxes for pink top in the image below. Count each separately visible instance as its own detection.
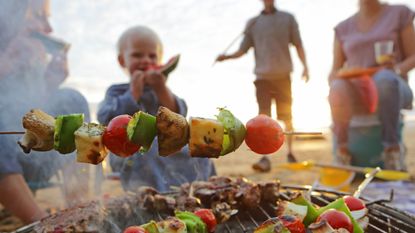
[335,4,415,68]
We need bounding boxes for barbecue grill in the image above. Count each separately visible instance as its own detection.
[14,184,415,233]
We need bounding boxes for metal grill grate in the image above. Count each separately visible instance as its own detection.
[14,185,415,233]
[215,185,415,233]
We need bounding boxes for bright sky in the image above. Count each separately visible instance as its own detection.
[50,0,415,130]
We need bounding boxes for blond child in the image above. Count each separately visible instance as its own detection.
[97,26,216,191]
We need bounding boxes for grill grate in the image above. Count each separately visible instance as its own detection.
[14,185,415,233]
[216,185,415,233]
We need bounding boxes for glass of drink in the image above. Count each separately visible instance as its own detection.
[374,40,394,65]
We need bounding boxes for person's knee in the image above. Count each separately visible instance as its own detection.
[329,79,349,104]
[373,69,399,91]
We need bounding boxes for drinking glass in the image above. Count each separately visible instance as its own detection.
[374,40,394,65]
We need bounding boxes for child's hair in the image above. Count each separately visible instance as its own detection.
[117,25,163,62]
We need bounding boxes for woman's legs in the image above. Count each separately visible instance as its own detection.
[373,69,413,170]
[329,79,355,164]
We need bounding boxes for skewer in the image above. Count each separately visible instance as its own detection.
[283,131,322,136]
[0,131,322,136]
[0,131,25,135]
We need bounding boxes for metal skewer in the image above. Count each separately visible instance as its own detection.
[283,131,322,136]
[0,131,322,136]
[0,131,25,135]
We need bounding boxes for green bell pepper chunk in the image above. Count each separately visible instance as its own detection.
[291,194,319,226]
[317,198,364,233]
[127,111,157,152]
[216,108,246,156]
[175,211,207,233]
[140,221,160,233]
[54,113,84,154]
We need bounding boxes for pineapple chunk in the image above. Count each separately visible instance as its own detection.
[189,117,224,158]
[74,123,108,165]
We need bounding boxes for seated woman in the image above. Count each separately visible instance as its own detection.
[328,0,415,170]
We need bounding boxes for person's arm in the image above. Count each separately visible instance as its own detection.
[97,85,143,125]
[216,20,254,62]
[395,21,415,76]
[290,15,310,82]
[0,174,47,224]
[216,49,246,61]
[328,36,346,84]
[295,45,309,82]
[145,70,186,114]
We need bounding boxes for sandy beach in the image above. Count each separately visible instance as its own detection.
[1,121,414,231]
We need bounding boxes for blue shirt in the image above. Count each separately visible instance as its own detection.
[97,84,216,192]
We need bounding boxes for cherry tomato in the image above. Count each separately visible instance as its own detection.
[123,226,148,233]
[317,209,353,233]
[103,115,140,157]
[279,215,306,233]
[245,114,285,154]
[194,209,217,233]
[343,195,365,211]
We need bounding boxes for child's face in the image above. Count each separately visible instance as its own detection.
[120,36,160,75]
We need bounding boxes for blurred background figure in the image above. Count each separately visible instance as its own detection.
[0,0,91,224]
[328,0,415,169]
[97,25,216,192]
[216,0,309,172]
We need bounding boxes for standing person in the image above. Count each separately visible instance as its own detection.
[328,0,415,170]
[97,25,216,192]
[216,0,309,172]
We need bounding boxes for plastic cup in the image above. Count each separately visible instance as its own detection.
[374,40,394,65]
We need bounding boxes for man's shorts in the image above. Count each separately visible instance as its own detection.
[254,74,292,122]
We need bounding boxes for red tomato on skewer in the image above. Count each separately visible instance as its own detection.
[194,208,217,233]
[316,209,353,233]
[103,115,140,157]
[245,114,285,154]
[343,195,366,211]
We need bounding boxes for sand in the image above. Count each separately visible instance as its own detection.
[1,121,414,231]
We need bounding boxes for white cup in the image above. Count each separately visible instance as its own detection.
[374,40,394,65]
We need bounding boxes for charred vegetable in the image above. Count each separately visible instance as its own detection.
[216,108,246,156]
[175,211,207,233]
[127,111,157,152]
[189,117,224,158]
[54,113,84,154]
[156,106,189,156]
[74,123,108,164]
[18,109,55,153]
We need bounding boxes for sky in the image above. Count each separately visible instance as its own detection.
[50,0,415,130]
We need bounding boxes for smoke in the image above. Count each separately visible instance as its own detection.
[0,0,92,215]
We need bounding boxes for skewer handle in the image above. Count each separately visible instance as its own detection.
[283,131,323,136]
[0,131,25,135]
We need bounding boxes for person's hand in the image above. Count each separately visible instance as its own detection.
[130,70,146,101]
[144,69,167,93]
[302,66,310,83]
[216,54,228,62]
